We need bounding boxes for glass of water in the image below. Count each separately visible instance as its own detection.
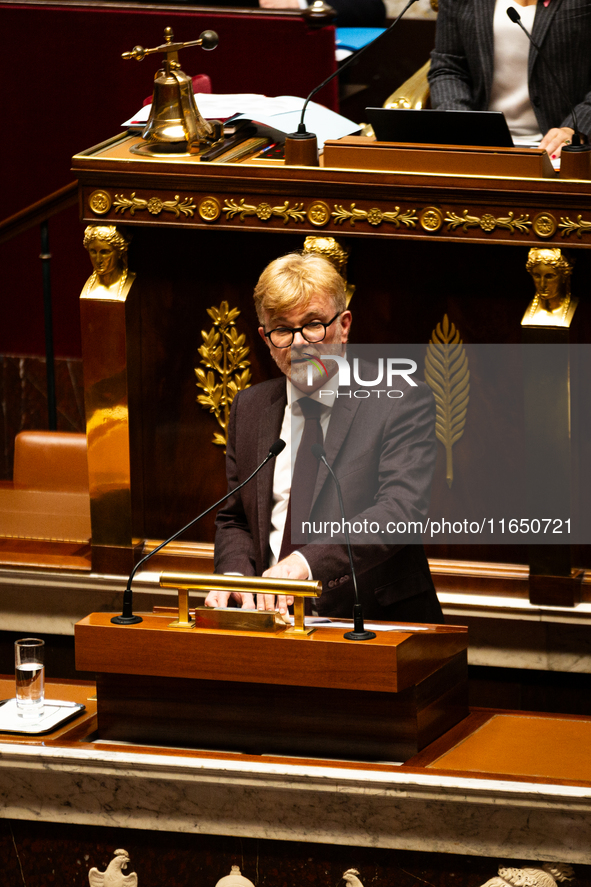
[15,638,45,718]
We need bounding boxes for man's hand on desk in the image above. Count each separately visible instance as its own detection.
[203,554,306,615]
[540,126,575,159]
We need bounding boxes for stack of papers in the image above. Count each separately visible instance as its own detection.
[123,94,360,151]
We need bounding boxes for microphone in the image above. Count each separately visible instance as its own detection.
[506,6,590,153]
[111,439,286,625]
[285,0,420,166]
[311,444,376,641]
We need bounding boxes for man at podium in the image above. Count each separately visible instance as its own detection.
[205,252,443,624]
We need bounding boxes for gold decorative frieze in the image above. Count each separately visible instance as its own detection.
[307,201,331,227]
[419,206,444,232]
[558,214,591,238]
[332,203,418,228]
[223,198,306,224]
[195,302,252,449]
[424,315,470,489]
[445,209,531,234]
[88,189,112,216]
[113,192,196,217]
[198,196,222,222]
[532,211,558,239]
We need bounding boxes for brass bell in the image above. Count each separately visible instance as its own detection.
[123,27,223,156]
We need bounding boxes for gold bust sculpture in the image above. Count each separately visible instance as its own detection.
[303,235,355,305]
[81,225,135,301]
[522,248,577,328]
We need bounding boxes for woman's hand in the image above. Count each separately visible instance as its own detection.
[539,126,576,159]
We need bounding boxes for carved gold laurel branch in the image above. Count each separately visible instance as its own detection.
[424,315,470,489]
[113,193,196,217]
[223,199,306,224]
[332,203,418,228]
[445,210,531,234]
[558,215,591,238]
[195,302,252,450]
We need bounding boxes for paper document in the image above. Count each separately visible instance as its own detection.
[123,94,360,151]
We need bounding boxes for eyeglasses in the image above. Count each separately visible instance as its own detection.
[264,312,341,348]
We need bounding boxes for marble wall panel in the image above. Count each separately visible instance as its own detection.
[0,355,85,481]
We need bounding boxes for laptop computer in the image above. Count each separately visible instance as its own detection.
[366,108,515,148]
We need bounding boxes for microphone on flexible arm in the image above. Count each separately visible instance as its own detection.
[111,439,286,625]
[506,6,591,174]
[284,0,421,166]
[311,444,376,641]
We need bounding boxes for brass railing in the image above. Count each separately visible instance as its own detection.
[0,181,78,430]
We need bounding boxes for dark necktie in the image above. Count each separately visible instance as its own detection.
[279,397,324,560]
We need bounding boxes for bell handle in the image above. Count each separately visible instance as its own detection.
[122,29,218,61]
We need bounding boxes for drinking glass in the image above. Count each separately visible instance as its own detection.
[15,638,45,718]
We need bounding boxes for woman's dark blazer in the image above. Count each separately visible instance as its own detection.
[428,0,591,137]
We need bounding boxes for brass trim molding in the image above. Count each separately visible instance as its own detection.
[113,192,196,217]
[88,189,112,215]
[419,206,444,233]
[333,203,418,228]
[532,212,558,239]
[445,210,531,234]
[223,198,306,224]
[198,196,222,222]
[306,201,332,227]
[558,214,591,238]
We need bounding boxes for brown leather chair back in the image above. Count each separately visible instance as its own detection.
[13,431,89,493]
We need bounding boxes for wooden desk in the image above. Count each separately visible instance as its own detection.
[75,613,469,760]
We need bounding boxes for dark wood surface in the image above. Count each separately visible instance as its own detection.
[76,613,468,759]
[75,612,468,693]
[95,651,468,760]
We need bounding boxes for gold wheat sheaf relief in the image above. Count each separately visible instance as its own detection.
[195,302,252,450]
[424,315,470,488]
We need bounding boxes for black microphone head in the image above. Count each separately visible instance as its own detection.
[311,443,326,461]
[507,7,521,23]
[269,439,286,457]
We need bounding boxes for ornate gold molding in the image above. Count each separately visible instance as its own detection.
[424,315,470,489]
[113,192,196,217]
[195,302,252,450]
[445,210,531,234]
[558,214,591,238]
[223,199,306,224]
[88,189,112,215]
[332,204,418,228]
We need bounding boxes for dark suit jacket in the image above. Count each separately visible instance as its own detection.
[428,0,591,137]
[214,374,443,623]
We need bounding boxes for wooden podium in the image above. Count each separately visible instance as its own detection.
[75,612,468,761]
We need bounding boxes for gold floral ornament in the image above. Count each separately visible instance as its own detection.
[558,214,591,238]
[332,203,418,228]
[223,199,306,224]
[424,315,470,489]
[113,192,196,217]
[445,209,531,234]
[195,302,252,449]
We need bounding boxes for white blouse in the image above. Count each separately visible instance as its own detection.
[488,0,543,143]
